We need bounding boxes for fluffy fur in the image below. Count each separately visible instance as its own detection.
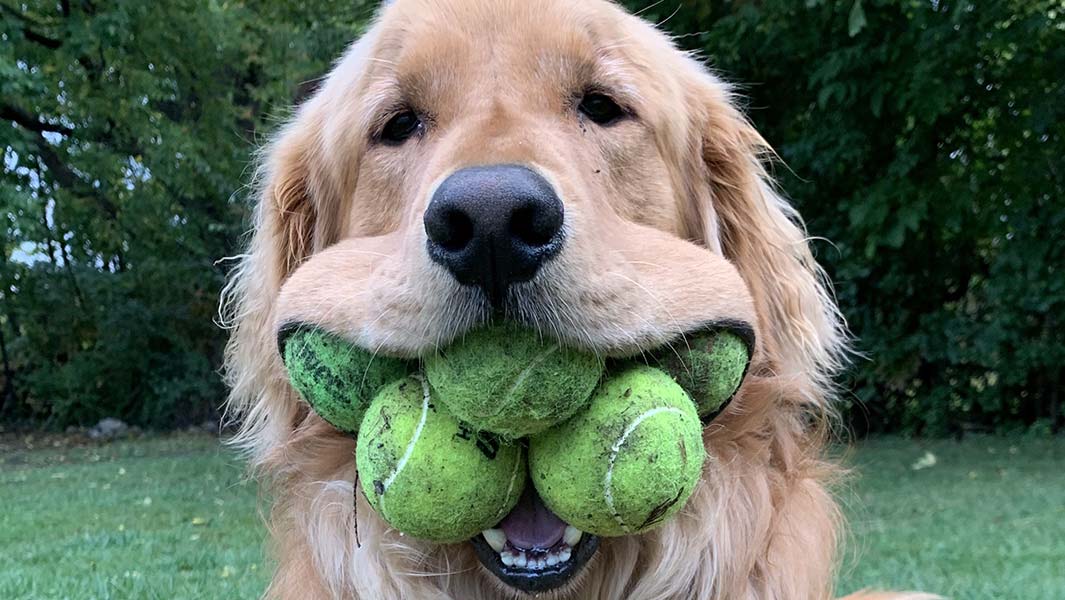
[220,1,932,598]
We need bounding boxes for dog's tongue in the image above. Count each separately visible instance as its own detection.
[498,486,566,550]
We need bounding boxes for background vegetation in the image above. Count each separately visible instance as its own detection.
[2,1,1062,435]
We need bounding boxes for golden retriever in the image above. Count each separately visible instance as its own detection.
[221,1,935,598]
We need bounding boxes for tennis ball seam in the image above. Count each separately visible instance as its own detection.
[494,441,526,523]
[603,406,688,534]
[378,374,432,517]
[500,345,561,411]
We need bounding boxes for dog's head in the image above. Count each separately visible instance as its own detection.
[223,0,845,597]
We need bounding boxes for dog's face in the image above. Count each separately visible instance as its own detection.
[230,0,844,597]
[272,0,760,362]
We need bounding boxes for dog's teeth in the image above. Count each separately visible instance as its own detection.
[559,547,572,562]
[514,552,528,568]
[482,528,506,553]
[563,525,582,546]
[500,551,515,567]
[546,553,559,566]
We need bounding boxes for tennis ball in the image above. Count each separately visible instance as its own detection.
[424,323,604,438]
[282,328,411,433]
[356,375,526,543]
[655,330,749,418]
[529,365,704,537]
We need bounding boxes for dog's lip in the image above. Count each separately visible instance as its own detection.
[469,529,600,594]
[469,486,599,593]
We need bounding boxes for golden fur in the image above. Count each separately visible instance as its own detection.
[221,1,934,598]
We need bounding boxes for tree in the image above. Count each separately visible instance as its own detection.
[0,0,373,426]
[624,0,1065,434]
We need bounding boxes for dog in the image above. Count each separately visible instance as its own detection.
[221,1,934,598]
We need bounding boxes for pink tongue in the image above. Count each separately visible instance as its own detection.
[498,486,566,550]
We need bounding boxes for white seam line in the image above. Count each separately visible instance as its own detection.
[500,345,560,409]
[496,445,525,522]
[381,375,430,499]
[603,406,685,533]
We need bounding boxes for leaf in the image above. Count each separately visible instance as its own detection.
[871,88,885,117]
[911,451,937,471]
[848,0,867,37]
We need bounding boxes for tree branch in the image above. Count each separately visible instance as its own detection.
[21,26,62,48]
[0,103,74,135]
[0,3,63,48]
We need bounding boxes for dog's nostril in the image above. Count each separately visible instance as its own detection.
[510,204,561,248]
[434,208,474,252]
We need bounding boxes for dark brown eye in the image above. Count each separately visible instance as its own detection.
[380,110,422,144]
[578,92,626,125]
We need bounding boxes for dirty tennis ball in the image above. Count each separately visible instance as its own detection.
[424,322,604,438]
[529,365,704,537]
[356,375,526,543]
[655,330,750,418]
[282,327,411,433]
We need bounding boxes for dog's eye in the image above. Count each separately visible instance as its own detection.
[380,110,423,144]
[578,92,626,125]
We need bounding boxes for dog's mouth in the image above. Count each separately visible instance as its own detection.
[469,485,600,593]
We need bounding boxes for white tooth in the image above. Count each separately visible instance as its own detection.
[501,552,515,567]
[546,553,559,566]
[559,548,572,562]
[536,558,546,569]
[564,526,582,546]
[515,552,527,568]
[482,529,506,553]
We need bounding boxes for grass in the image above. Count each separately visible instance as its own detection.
[0,434,266,599]
[835,436,1065,598]
[1,434,1062,599]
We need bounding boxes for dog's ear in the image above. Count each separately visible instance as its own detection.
[689,77,846,395]
[221,32,379,463]
[218,109,333,463]
[258,109,349,279]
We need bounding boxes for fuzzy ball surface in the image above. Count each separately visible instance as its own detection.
[356,375,526,542]
[283,328,410,433]
[424,323,604,438]
[656,330,749,418]
[529,365,704,537]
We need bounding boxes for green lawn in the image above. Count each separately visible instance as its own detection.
[1,434,1062,599]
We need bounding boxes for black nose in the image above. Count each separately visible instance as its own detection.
[424,164,564,300]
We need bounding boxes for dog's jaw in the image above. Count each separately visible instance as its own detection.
[464,484,600,593]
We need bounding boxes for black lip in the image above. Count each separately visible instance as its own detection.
[469,533,600,594]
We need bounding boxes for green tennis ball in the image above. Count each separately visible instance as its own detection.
[283,328,411,433]
[356,375,526,542]
[529,365,704,537]
[655,330,749,418]
[424,323,604,438]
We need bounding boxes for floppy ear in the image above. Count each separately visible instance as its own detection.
[219,108,330,463]
[220,29,381,465]
[691,78,846,401]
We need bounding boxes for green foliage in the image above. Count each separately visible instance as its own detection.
[2,1,1062,434]
[1,1,373,426]
[624,0,1065,434]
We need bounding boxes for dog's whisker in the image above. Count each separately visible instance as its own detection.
[605,270,686,341]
